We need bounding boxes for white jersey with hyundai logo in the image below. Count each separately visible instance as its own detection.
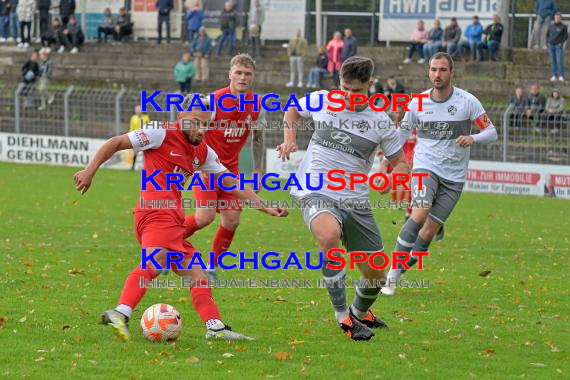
[401,87,485,183]
[291,90,403,201]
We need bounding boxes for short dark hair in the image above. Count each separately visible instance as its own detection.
[429,52,454,71]
[451,17,457,22]
[340,56,374,83]
[473,15,479,19]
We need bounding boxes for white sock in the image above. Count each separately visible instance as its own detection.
[335,309,349,324]
[387,268,401,280]
[350,305,367,319]
[115,304,132,318]
[206,318,224,330]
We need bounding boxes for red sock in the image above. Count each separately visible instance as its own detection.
[407,190,412,216]
[184,214,200,238]
[118,264,159,309]
[211,225,236,267]
[399,189,407,201]
[391,190,397,202]
[191,281,222,322]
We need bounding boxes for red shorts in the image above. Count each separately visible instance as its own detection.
[134,209,196,256]
[194,185,242,212]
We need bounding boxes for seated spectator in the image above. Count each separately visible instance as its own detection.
[40,17,63,53]
[384,76,405,105]
[98,8,114,43]
[21,51,39,107]
[113,7,133,42]
[191,26,211,82]
[422,20,443,62]
[368,77,384,108]
[442,18,462,57]
[403,20,428,64]
[508,85,527,129]
[478,14,503,61]
[326,31,344,87]
[62,15,84,53]
[524,84,546,132]
[306,46,328,89]
[459,15,483,61]
[542,89,565,133]
[174,52,195,94]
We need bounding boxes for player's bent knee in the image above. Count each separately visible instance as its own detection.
[196,209,216,227]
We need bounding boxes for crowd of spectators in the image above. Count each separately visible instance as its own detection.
[509,83,566,134]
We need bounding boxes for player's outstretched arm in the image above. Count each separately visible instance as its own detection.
[276,108,300,161]
[216,172,288,218]
[73,134,133,194]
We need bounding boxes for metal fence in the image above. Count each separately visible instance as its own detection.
[1,84,568,166]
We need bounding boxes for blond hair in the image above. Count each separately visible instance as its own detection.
[230,53,256,70]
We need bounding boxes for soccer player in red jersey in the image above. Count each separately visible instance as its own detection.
[183,54,265,279]
[73,94,287,341]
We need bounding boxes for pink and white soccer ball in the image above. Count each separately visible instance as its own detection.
[140,303,183,342]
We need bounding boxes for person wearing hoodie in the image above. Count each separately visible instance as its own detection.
[98,8,114,43]
[442,17,462,57]
[174,52,195,94]
[458,15,483,61]
[403,20,428,64]
[16,0,34,48]
[40,16,63,52]
[306,46,328,89]
[191,26,211,81]
[21,50,39,107]
[533,0,558,48]
[477,14,503,61]
[185,1,203,45]
[546,12,568,82]
[542,88,565,132]
[62,14,83,53]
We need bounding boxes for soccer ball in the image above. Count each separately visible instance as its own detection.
[140,304,183,342]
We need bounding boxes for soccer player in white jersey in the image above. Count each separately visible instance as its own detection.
[382,52,498,296]
[277,57,411,340]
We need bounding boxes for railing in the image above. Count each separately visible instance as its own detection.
[1,84,567,166]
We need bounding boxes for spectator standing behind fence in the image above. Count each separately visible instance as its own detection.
[61,14,83,53]
[185,1,203,46]
[459,15,483,61]
[129,105,150,171]
[156,0,172,44]
[114,7,133,42]
[98,8,114,43]
[285,29,307,88]
[543,89,565,133]
[37,50,54,111]
[40,17,62,53]
[477,15,503,61]
[249,0,264,58]
[37,0,51,43]
[0,0,9,42]
[547,12,568,82]
[403,20,428,64]
[58,0,74,27]
[216,1,237,56]
[8,0,18,42]
[306,46,328,89]
[21,50,38,107]
[509,85,528,129]
[525,84,546,132]
[442,17,461,57]
[16,0,33,48]
[174,52,195,94]
[341,28,357,61]
[192,26,211,81]
[326,31,344,87]
[421,20,443,62]
[533,0,558,49]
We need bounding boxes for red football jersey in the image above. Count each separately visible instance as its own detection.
[204,87,262,174]
[128,122,226,214]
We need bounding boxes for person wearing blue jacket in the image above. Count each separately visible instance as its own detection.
[459,15,483,61]
[185,2,203,45]
[421,20,443,62]
[191,26,211,81]
[533,0,558,48]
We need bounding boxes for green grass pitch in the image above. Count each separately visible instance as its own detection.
[0,162,568,379]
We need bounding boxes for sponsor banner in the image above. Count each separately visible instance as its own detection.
[465,161,570,199]
[0,133,137,170]
[266,150,570,199]
[378,0,504,43]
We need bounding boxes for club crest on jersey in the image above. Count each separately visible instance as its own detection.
[192,157,200,171]
[447,105,457,115]
[356,121,370,133]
